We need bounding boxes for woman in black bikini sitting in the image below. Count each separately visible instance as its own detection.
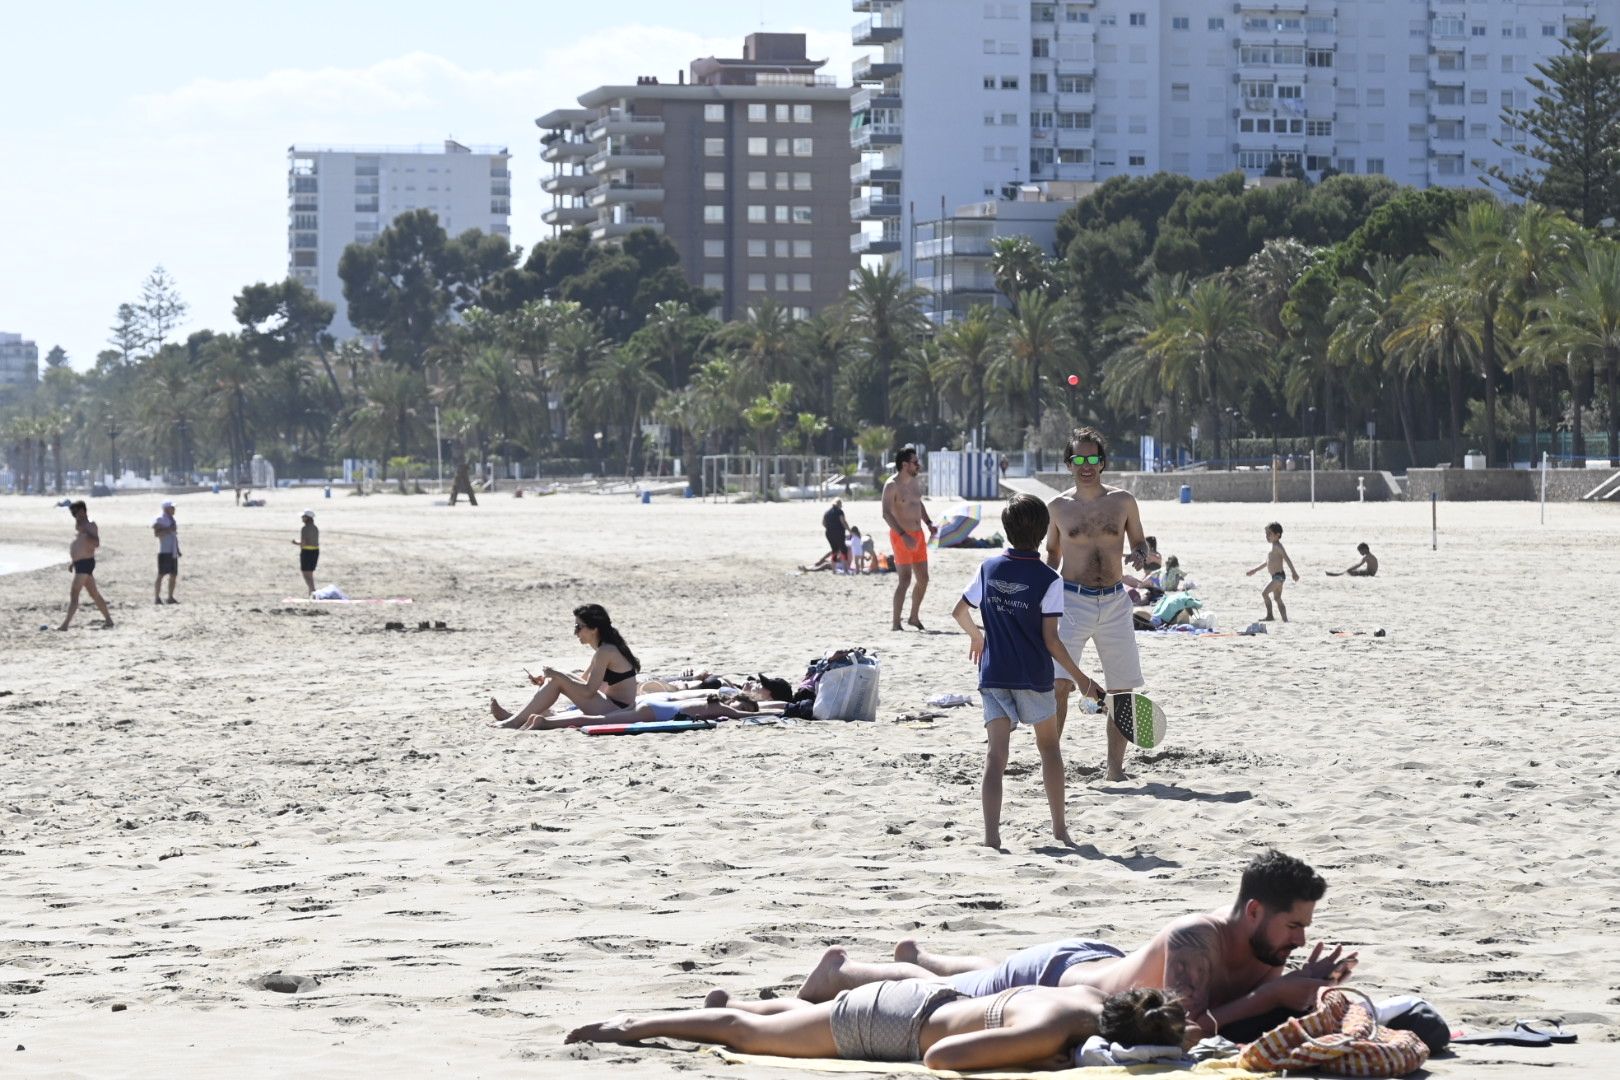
[491,604,641,730]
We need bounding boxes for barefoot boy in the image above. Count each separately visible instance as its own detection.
[953,494,1103,849]
[1246,522,1299,622]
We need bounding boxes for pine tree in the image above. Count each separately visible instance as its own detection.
[1490,22,1620,230]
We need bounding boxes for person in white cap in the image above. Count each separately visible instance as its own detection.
[153,499,180,604]
[292,509,319,595]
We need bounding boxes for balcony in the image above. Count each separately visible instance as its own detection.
[853,56,902,83]
[587,147,666,174]
[851,193,902,221]
[851,87,903,113]
[586,111,667,140]
[590,217,666,240]
[588,183,666,207]
[541,172,595,194]
[852,228,902,255]
[543,205,597,226]
[853,13,903,45]
[932,272,999,295]
[851,159,902,184]
[851,121,903,150]
[541,140,593,163]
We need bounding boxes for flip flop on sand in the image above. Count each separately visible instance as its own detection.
[1450,1026,1552,1046]
[1515,1019,1577,1043]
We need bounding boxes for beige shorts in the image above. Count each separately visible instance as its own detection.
[1051,584,1144,690]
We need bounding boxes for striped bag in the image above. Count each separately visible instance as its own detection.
[1238,987,1430,1078]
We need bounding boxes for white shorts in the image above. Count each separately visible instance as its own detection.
[1051,585,1144,691]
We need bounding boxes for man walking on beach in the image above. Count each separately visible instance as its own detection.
[784,849,1353,1044]
[59,500,113,630]
[1046,427,1147,781]
[153,499,180,604]
[882,447,935,630]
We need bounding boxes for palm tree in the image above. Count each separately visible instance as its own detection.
[890,340,947,437]
[1384,264,1482,468]
[990,235,1054,309]
[346,367,429,480]
[790,312,848,424]
[1103,274,1187,448]
[1152,277,1271,465]
[579,346,667,475]
[1535,240,1620,465]
[844,265,930,423]
[452,346,539,476]
[936,307,996,447]
[1433,201,1513,464]
[990,290,1070,438]
[719,298,798,400]
[1326,259,1416,466]
[547,312,615,440]
[134,347,202,479]
[854,423,897,492]
[1501,205,1577,458]
[199,335,263,486]
[741,382,795,493]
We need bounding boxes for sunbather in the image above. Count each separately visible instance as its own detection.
[566,984,1186,1070]
[490,604,640,729]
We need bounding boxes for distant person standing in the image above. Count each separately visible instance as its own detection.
[1246,522,1299,621]
[882,447,936,631]
[59,500,113,630]
[293,509,320,595]
[822,498,850,573]
[153,499,180,604]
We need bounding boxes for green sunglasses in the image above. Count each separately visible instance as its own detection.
[1070,454,1103,466]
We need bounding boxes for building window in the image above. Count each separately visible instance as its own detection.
[747,137,768,156]
[983,75,996,89]
[1128,153,1146,166]
[702,273,724,290]
[1057,111,1092,129]
[1471,89,1488,104]
[704,104,725,122]
[703,239,725,258]
[983,39,996,53]
[774,239,791,258]
[1543,24,1558,37]
[747,171,767,190]
[775,104,790,122]
[793,239,812,258]
[792,206,813,224]
[1306,16,1335,33]
[793,273,811,292]
[1001,76,1019,89]
[793,105,812,123]
[773,273,789,291]
[1207,16,1224,30]
[775,137,790,155]
[704,205,725,224]
[1030,73,1048,93]
[1057,148,1091,164]
[1032,38,1050,58]
[705,137,726,156]
[747,205,767,223]
[747,239,767,257]
[775,171,791,190]
[792,138,813,156]
[748,103,767,121]
[1058,74,1093,94]
[1099,14,1116,27]
[1307,49,1334,68]
[1364,157,1384,175]
[793,171,812,190]
[1032,110,1055,128]
[984,111,997,126]
[774,205,790,223]
[704,172,725,190]
[1001,112,1018,125]
[1170,83,1189,102]
[1306,119,1333,137]
[748,273,766,291]
[1128,13,1145,27]
[1171,16,1188,30]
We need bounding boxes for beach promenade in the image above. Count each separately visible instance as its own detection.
[1,492,1616,1076]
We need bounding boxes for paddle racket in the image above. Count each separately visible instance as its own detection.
[1108,692,1166,749]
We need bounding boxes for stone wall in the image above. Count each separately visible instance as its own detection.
[1035,470,1399,502]
[1406,467,1620,502]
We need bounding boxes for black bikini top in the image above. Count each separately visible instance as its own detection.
[602,667,636,685]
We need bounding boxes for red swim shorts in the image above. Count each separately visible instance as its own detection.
[890,529,928,567]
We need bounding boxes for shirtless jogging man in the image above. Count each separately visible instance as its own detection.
[882,447,935,631]
[59,500,113,630]
[1046,427,1146,781]
[785,849,1354,1044]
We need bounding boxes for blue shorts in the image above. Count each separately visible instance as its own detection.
[981,687,1056,728]
[947,940,1125,997]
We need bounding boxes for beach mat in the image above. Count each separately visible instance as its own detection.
[279,597,414,604]
[714,1048,1276,1078]
[581,719,715,736]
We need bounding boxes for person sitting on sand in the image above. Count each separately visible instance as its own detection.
[567,984,1186,1070]
[1327,543,1378,578]
[784,849,1355,1044]
[513,694,784,731]
[490,604,640,729]
[1159,555,1187,592]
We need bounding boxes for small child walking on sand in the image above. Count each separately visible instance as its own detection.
[1246,521,1299,622]
[952,494,1102,850]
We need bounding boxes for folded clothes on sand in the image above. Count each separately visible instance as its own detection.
[1075,1037,1189,1067]
[712,1046,1276,1077]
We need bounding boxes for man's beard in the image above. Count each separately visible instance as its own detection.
[1249,928,1292,967]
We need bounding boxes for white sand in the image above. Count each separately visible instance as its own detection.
[1,490,1616,1076]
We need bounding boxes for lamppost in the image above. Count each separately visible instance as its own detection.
[1156,407,1167,470]
[1270,411,1279,460]
[1307,405,1318,459]
[593,431,605,478]
[1065,373,1080,422]
[176,417,191,482]
[1139,414,1150,471]
[105,416,121,485]
[1226,407,1240,471]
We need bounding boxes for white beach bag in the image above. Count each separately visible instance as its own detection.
[812,653,881,722]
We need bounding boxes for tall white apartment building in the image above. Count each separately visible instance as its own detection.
[852,0,1620,275]
[0,332,39,399]
[287,140,511,339]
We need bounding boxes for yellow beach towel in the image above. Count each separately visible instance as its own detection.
[713,1047,1278,1078]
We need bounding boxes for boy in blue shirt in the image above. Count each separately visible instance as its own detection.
[953,494,1104,849]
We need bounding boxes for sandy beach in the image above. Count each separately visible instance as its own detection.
[2,488,1617,1077]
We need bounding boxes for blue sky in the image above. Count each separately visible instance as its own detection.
[0,1,855,368]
